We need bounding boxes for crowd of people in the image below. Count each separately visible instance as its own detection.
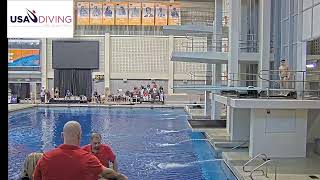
[20,121,127,180]
[108,82,165,103]
[25,81,165,104]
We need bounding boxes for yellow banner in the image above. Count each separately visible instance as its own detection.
[102,2,115,25]
[142,3,154,25]
[77,2,90,25]
[115,2,129,25]
[168,3,181,25]
[90,2,103,25]
[155,3,168,26]
[128,2,141,25]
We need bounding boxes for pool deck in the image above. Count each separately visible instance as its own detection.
[8,104,36,112]
[8,103,202,112]
[191,126,320,180]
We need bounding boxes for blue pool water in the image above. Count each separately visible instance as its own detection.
[8,107,236,180]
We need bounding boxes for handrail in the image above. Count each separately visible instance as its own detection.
[249,159,273,180]
[243,153,268,172]
[231,140,249,150]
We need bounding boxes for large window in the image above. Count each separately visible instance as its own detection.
[8,39,41,71]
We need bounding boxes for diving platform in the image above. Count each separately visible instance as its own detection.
[171,52,260,64]
[213,94,320,158]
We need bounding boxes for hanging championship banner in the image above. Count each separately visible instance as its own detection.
[155,3,168,26]
[128,2,141,25]
[90,2,103,25]
[77,2,90,25]
[142,3,154,25]
[115,2,128,25]
[102,2,115,25]
[168,3,181,25]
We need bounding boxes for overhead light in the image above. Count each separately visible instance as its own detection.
[306,64,316,68]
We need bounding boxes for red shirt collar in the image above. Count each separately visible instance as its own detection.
[58,144,80,150]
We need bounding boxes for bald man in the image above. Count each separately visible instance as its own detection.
[33,121,128,180]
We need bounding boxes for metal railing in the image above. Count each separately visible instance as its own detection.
[258,70,320,99]
[183,70,320,99]
[179,33,259,53]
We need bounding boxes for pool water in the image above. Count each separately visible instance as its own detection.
[8,107,236,180]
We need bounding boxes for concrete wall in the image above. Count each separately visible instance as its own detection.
[307,109,320,143]
[250,109,308,158]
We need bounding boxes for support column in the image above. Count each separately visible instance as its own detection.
[168,35,174,94]
[30,82,37,102]
[228,0,240,87]
[204,65,212,117]
[213,0,223,86]
[104,33,111,94]
[41,38,47,89]
[210,0,224,119]
[214,0,223,52]
[211,95,223,119]
[258,0,271,88]
[296,0,307,99]
[296,42,307,99]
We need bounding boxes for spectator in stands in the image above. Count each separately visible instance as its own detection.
[33,121,127,180]
[82,133,118,174]
[20,152,43,180]
[143,89,149,101]
[65,90,72,100]
[94,90,101,103]
[140,86,144,99]
[54,87,59,98]
[46,90,51,103]
[40,87,45,103]
[159,86,164,102]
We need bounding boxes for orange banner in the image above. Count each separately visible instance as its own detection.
[77,2,90,25]
[102,2,115,25]
[90,2,103,25]
[155,3,168,26]
[115,2,129,25]
[128,2,141,25]
[142,3,154,25]
[168,3,181,25]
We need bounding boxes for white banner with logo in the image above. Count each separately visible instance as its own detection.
[7,1,74,38]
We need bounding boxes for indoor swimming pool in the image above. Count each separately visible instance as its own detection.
[8,107,236,180]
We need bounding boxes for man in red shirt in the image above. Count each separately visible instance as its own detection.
[82,133,118,172]
[33,121,127,180]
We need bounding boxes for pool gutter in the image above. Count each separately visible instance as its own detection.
[202,131,241,180]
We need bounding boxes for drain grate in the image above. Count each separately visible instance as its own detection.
[309,175,319,179]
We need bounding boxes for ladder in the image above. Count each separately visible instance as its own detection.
[242,153,277,180]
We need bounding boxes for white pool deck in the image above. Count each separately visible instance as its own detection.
[192,127,320,180]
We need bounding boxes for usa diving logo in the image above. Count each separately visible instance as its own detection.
[8,0,74,38]
[10,9,72,24]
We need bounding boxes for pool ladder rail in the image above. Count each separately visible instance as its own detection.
[242,153,277,180]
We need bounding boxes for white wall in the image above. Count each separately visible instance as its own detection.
[250,109,308,158]
[307,109,320,143]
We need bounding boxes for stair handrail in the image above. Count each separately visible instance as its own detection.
[249,159,274,180]
[243,153,268,172]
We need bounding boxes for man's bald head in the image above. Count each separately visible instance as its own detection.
[62,121,82,146]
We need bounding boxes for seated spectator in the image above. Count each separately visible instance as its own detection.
[143,90,149,101]
[94,90,101,103]
[82,133,118,173]
[20,152,43,180]
[54,87,59,98]
[65,90,72,100]
[33,121,128,180]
